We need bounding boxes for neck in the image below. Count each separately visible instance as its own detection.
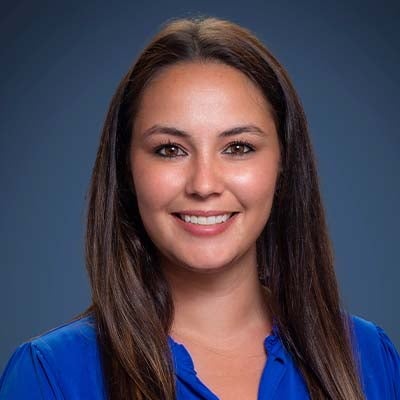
[162,255,273,348]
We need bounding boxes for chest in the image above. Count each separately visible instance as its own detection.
[180,340,268,400]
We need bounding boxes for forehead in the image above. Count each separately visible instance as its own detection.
[133,62,276,136]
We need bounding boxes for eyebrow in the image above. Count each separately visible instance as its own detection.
[142,124,267,139]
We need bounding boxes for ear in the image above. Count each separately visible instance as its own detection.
[278,158,283,173]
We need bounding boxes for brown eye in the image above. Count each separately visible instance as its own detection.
[155,142,186,158]
[224,141,254,156]
[164,145,179,157]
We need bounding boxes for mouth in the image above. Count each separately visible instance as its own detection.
[172,212,239,226]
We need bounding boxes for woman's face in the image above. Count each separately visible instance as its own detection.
[130,62,281,274]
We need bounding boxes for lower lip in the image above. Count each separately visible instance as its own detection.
[172,213,239,237]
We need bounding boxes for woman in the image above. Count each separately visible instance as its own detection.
[1,16,399,400]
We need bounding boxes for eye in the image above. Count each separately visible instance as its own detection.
[154,141,186,158]
[224,140,255,156]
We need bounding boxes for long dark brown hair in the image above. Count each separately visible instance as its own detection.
[83,15,365,400]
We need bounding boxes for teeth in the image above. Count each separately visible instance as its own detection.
[180,213,233,225]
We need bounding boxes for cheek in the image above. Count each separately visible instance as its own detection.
[131,158,184,211]
[226,162,279,241]
[228,161,279,208]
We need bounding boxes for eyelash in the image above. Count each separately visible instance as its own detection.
[153,139,255,158]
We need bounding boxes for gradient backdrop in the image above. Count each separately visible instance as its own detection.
[1,0,399,370]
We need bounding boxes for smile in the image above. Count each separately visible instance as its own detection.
[176,213,234,225]
[172,212,239,237]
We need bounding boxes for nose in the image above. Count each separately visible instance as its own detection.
[185,154,224,198]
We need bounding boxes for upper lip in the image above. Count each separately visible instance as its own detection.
[173,210,237,217]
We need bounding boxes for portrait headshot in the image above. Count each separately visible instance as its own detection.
[0,1,399,399]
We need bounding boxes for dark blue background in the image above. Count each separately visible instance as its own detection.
[1,0,399,370]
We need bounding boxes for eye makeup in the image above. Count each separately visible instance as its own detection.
[152,139,256,159]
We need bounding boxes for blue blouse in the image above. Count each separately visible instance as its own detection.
[1,314,399,399]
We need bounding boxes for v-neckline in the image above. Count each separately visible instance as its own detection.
[167,323,286,400]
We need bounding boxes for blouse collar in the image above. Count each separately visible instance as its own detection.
[167,322,286,376]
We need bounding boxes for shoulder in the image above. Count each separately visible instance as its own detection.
[0,314,106,400]
[29,314,98,359]
[349,314,400,398]
[350,314,383,350]
[350,314,399,360]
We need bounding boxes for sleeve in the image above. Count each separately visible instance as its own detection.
[376,324,400,399]
[0,342,62,400]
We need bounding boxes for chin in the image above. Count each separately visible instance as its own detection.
[159,243,253,275]
[174,253,240,274]
[182,263,232,274]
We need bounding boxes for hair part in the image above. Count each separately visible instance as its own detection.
[84,15,365,399]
